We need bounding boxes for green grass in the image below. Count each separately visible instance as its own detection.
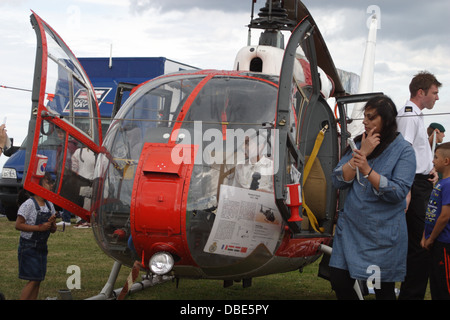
[0,216,130,300]
[0,216,335,300]
[0,216,430,300]
[127,260,336,300]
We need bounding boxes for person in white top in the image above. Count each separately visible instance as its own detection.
[71,147,96,227]
[0,124,6,156]
[396,71,442,300]
[233,134,274,193]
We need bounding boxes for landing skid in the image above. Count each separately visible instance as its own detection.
[87,261,173,300]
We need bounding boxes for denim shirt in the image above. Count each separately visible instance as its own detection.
[330,134,416,282]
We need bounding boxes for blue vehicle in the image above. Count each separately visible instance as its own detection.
[0,57,198,220]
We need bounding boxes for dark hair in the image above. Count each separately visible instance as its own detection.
[435,142,450,154]
[40,172,55,187]
[17,172,55,207]
[409,71,442,98]
[17,189,32,207]
[353,95,398,159]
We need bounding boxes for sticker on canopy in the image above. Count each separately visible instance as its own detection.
[204,185,283,258]
[35,154,48,177]
[62,89,89,114]
[62,88,110,114]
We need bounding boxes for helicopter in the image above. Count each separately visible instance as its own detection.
[22,1,381,299]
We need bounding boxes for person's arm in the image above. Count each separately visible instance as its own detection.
[352,149,381,190]
[364,163,380,190]
[423,204,450,250]
[364,142,416,203]
[352,128,381,189]
[342,157,357,181]
[50,204,57,233]
[332,152,356,189]
[405,190,411,212]
[428,167,439,185]
[49,215,57,233]
[0,124,6,156]
[15,215,54,232]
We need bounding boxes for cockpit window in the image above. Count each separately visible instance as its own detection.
[103,75,206,183]
[119,77,203,128]
[105,76,205,151]
[43,22,99,144]
[183,76,277,130]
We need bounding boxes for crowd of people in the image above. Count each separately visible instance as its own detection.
[330,71,449,300]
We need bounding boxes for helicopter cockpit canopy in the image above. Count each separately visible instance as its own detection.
[91,71,291,267]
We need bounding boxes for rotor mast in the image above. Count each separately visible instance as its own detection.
[248,0,297,49]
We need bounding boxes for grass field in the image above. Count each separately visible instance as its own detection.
[0,216,336,300]
[0,216,430,301]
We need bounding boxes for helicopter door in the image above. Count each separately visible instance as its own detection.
[23,12,103,222]
[274,17,340,235]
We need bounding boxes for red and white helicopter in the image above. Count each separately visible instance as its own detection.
[23,0,379,299]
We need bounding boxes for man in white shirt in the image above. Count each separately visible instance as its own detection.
[397,71,442,300]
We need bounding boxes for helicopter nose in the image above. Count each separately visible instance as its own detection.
[130,143,199,267]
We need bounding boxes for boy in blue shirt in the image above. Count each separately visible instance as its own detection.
[422,142,450,299]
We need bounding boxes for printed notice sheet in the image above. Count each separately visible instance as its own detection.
[204,185,283,258]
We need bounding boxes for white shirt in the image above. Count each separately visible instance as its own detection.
[17,198,56,239]
[234,156,274,192]
[396,100,433,175]
[71,148,96,180]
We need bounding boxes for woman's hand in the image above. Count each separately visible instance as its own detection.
[360,127,380,157]
[352,149,371,176]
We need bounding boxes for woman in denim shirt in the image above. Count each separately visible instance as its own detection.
[330,95,416,300]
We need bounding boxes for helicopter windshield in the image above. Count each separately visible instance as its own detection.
[179,76,281,267]
[91,73,286,268]
[91,75,204,264]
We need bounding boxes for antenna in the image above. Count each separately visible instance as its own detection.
[347,14,378,138]
[109,44,113,69]
[248,0,256,45]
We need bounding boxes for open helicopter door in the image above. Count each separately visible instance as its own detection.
[274,17,340,236]
[23,12,103,222]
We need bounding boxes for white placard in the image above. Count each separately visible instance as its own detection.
[204,185,283,258]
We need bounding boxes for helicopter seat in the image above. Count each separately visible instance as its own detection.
[302,156,327,231]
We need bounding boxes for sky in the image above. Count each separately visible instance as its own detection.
[0,0,449,170]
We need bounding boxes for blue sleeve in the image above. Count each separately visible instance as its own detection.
[331,150,354,190]
[440,179,450,206]
[374,144,416,203]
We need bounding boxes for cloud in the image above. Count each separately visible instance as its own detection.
[303,0,450,49]
[129,0,251,15]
